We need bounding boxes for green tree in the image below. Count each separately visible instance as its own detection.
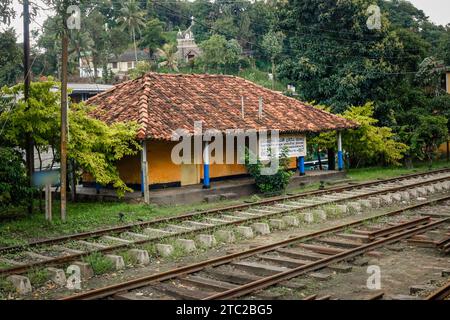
[139,18,166,58]
[437,27,450,66]
[199,34,242,72]
[411,115,448,166]
[157,43,179,72]
[277,0,403,112]
[261,30,285,89]
[0,80,141,196]
[0,29,22,87]
[311,103,408,168]
[0,0,14,25]
[0,147,35,210]
[129,61,153,79]
[415,56,445,96]
[117,0,146,63]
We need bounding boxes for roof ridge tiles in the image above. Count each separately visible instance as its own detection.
[86,72,358,140]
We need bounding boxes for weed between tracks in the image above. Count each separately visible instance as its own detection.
[83,252,114,275]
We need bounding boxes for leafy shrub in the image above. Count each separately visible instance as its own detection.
[0,147,35,209]
[244,147,293,194]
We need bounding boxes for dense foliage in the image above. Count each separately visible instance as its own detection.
[0,147,35,209]
[0,80,141,196]
[245,148,294,194]
[1,0,450,176]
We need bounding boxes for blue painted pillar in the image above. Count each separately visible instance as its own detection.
[203,142,210,189]
[141,141,149,203]
[298,156,305,176]
[140,170,144,195]
[95,182,100,194]
[337,131,344,171]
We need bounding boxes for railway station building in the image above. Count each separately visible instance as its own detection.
[85,73,357,202]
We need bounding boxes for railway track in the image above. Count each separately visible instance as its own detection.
[60,197,450,300]
[2,168,449,255]
[426,280,450,300]
[1,169,450,278]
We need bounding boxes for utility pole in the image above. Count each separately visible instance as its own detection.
[23,0,34,214]
[60,5,69,222]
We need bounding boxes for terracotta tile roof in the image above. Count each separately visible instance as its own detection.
[86,73,358,140]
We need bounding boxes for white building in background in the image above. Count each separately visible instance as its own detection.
[176,18,202,63]
[79,49,151,79]
[79,55,103,79]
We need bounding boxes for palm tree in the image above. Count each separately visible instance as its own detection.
[157,43,179,72]
[117,0,146,63]
[69,31,96,77]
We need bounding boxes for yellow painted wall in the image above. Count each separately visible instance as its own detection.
[147,140,181,184]
[439,140,449,155]
[117,153,141,184]
[447,72,450,93]
[85,138,300,187]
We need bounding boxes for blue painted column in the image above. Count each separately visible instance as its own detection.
[95,182,100,194]
[203,142,210,189]
[298,156,305,176]
[337,131,344,171]
[141,141,149,203]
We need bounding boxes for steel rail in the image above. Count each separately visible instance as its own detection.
[2,178,449,277]
[59,195,450,300]
[425,280,450,300]
[204,218,448,300]
[1,168,449,255]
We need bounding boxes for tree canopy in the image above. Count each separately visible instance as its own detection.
[0,80,141,196]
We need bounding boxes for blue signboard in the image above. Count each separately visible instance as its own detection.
[32,170,60,187]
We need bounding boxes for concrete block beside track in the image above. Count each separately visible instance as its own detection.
[7,275,32,295]
[128,249,150,265]
[196,234,217,248]
[347,202,362,214]
[46,267,67,286]
[251,223,271,235]
[443,181,450,190]
[416,187,428,196]
[357,199,372,209]
[335,205,348,215]
[302,212,314,223]
[155,244,174,257]
[390,193,402,202]
[176,239,197,253]
[282,215,299,227]
[215,230,236,243]
[314,210,327,221]
[399,191,411,202]
[236,226,254,239]
[408,189,419,198]
[425,185,435,194]
[72,261,94,279]
[269,219,286,229]
[105,254,125,270]
[379,194,393,205]
[367,197,381,208]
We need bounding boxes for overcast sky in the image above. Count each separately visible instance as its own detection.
[5,0,450,41]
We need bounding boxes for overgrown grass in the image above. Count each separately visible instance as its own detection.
[83,252,114,275]
[0,197,246,247]
[27,268,49,287]
[346,160,450,182]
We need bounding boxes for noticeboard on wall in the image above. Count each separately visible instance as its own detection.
[259,135,307,160]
